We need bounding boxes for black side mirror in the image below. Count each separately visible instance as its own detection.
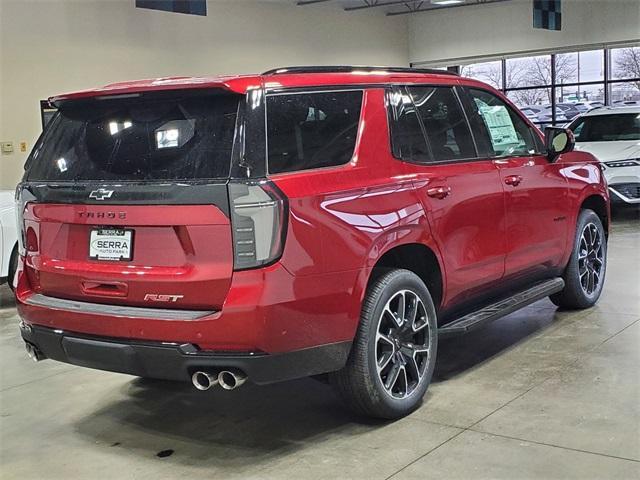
[545,126,575,162]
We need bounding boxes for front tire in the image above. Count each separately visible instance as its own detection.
[331,269,438,419]
[550,209,607,309]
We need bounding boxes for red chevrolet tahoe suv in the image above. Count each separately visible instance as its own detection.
[15,66,609,419]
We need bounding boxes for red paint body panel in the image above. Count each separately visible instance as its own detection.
[409,159,506,308]
[16,261,362,354]
[17,70,609,368]
[494,155,569,278]
[22,204,233,309]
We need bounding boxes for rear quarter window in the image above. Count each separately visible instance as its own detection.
[266,90,363,174]
[387,88,431,163]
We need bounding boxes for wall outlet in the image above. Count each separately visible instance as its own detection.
[20,142,27,152]
[1,142,14,154]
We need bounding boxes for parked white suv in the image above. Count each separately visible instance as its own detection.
[0,190,19,290]
[568,106,640,205]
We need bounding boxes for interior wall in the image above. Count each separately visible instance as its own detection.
[0,0,409,189]
[409,0,640,65]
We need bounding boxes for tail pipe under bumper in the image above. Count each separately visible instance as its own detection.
[24,341,46,362]
[191,369,248,391]
[18,322,352,385]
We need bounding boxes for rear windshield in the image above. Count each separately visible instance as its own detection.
[25,92,240,181]
[569,113,640,142]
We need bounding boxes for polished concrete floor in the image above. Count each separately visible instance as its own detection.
[1,208,638,480]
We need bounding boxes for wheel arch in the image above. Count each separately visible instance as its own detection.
[580,194,609,237]
[367,243,444,312]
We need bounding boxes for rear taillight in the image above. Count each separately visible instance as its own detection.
[229,180,288,270]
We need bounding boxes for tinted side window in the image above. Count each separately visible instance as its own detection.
[568,114,640,142]
[266,91,363,174]
[408,86,476,162]
[466,88,540,157]
[388,88,431,163]
[570,118,586,139]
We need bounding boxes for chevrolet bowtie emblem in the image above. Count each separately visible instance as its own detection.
[89,188,114,200]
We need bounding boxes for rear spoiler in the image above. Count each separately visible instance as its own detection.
[49,79,241,108]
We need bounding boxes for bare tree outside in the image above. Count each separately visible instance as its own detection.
[509,88,548,106]
[461,62,521,92]
[462,56,577,106]
[459,46,639,121]
[461,62,502,89]
[613,47,640,91]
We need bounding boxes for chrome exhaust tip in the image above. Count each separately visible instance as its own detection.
[25,343,43,362]
[218,369,247,390]
[191,371,219,391]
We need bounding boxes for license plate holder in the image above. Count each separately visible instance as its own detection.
[89,228,133,261]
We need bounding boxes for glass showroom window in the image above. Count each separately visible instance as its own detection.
[555,84,605,111]
[556,49,604,84]
[449,45,640,127]
[610,46,640,81]
[608,46,640,105]
[506,89,553,127]
[460,61,502,90]
[504,55,554,128]
[506,55,552,89]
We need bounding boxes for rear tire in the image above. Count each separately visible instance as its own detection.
[7,243,18,292]
[331,269,438,419]
[550,209,606,309]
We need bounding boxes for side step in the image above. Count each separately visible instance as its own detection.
[438,278,565,338]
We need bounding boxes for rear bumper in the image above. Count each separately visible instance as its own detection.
[20,322,351,384]
[16,262,366,354]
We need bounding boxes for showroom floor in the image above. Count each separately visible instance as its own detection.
[0,209,638,480]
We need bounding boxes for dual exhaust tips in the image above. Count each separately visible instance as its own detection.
[191,369,247,391]
[25,339,245,391]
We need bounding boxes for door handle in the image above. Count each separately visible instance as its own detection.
[426,186,451,199]
[504,175,523,187]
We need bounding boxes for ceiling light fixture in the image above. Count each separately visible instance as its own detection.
[430,0,465,5]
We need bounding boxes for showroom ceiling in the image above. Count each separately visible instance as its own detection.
[296,0,514,16]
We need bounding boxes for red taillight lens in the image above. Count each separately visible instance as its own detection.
[229,180,287,270]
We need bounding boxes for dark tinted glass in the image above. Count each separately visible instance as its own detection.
[569,114,640,142]
[467,88,541,157]
[26,93,240,181]
[267,91,363,174]
[388,88,431,163]
[408,86,476,161]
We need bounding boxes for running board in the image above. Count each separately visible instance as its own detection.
[438,278,565,338]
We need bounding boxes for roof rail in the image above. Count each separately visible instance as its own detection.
[261,66,459,76]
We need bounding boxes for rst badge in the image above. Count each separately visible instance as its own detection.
[144,294,184,303]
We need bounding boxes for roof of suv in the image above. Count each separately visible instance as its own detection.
[48,66,465,105]
[581,105,640,116]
